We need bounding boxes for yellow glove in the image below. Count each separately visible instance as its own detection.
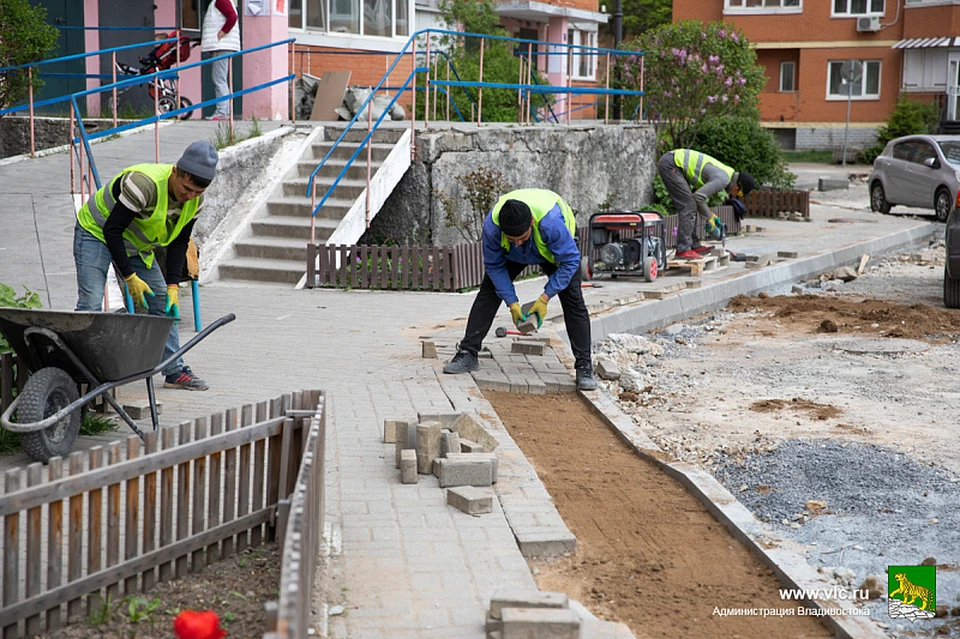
[123,273,154,309]
[509,302,524,327]
[164,285,180,320]
[526,295,549,329]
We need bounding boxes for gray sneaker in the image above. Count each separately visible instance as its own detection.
[576,367,598,391]
[443,350,479,374]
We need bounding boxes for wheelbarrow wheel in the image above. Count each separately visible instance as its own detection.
[17,367,82,463]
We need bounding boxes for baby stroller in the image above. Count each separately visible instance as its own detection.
[108,30,200,120]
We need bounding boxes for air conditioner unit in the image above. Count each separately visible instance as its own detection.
[857,16,881,33]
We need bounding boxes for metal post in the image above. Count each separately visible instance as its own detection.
[566,47,573,125]
[526,43,533,125]
[478,38,485,125]
[433,55,439,121]
[154,76,160,163]
[228,56,235,136]
[842,76,853,170]
[411,39,417,160]
[112,52,118,128]
[424,38,431,128]
[366,103,373,228]
[613,0,622,120]
[28,68,35,157]
[176,34,182,112]
[69,110,76,195]
[291,44,297,124]
[604,52,610,124]
[639,54,644,123]
[517,52,524,123]
[445,60,450,121]
[311,187,317,245]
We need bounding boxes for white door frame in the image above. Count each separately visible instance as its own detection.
[948,51,960,121]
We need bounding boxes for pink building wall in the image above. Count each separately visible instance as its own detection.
[155,2,203,113]
[242,12,289,120]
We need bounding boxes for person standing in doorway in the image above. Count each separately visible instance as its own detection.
[200,0,241,121]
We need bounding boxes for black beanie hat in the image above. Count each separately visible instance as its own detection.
[499,199,532,236]
[738,171,756,197]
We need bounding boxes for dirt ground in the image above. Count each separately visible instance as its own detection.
[485,391,833,639]
[33,543,280,639]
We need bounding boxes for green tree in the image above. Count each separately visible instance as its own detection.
[616,20,766,150]
[598,0,671,39]
[0,0,59,115]
[858,97,940,164]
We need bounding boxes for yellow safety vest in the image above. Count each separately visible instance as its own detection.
[674,149,734,189]
[491,189,576,264]
[77,164,200,270]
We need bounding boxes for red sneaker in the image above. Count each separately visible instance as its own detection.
[693,245,714,255]
[675,250,701,260]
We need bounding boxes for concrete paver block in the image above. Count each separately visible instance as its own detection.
[525,377,547,395]
[440,429,461,457]
[472,370,512,392]
[595,358,620,381]
[541,374,576,393]
[400,449,418,484]
[516,531,578,558]
[416,421,442,474]
[422,340,438,358]
[445,452,498,483]
[121,400,161,420]
[778,250,799,259]
[459,438,485,453]
[437,457,494,487]
[446,486,494,514]
[451,412,500,452]
[500,607,580,639]
[395,421,417,468]
[818,177,849,191]
[383,418,410,443]
[417,412,460,427]
[512,341,545,356]
[488,589,569,620]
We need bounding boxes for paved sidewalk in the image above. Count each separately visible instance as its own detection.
[0,129,942,638]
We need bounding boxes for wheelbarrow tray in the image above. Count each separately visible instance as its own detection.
[0,308,175,383]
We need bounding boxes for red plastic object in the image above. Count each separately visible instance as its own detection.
[174,610,227,639]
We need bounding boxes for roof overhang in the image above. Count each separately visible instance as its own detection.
[893,36,960,49]
[495,1,608,25]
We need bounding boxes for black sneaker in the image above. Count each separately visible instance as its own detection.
[576,367,598,391]
[163,366,209,391]
[443,350,479,374]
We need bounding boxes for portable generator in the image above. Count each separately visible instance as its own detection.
[581,211,667,282]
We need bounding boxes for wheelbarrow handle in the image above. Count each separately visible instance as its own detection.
[151,313,236,377]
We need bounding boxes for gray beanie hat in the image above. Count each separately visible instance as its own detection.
[176,141,219,181]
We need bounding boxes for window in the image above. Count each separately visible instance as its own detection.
[288,0,409,36]
[181,0,200,30]
[780,61,796,91]
[726,0,800,8]
[827,59,881,98]
[567,29,597,80]
[833,0,884,15]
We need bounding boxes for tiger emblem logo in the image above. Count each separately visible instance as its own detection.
[890,573,932,611]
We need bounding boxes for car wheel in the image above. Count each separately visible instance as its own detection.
[946,265,960,309]
[935,187,952,223]
[870,182,892,214]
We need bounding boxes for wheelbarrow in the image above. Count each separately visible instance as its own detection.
[0,308,235,462]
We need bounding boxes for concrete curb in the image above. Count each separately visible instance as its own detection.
[589,222,938,338]
[577,389,887,639]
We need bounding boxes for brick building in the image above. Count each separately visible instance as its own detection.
[672,0,960,151]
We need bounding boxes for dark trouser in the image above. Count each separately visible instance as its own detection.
[459,260,592,370]
[658,151,701,253]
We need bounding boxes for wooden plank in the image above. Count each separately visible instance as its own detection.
[221,408,238,559]
[175,422,192,579]
[5,509,273,624]
[252,400,268,547]
[318,245,328,287]
[390,246,401,290]
[191,418,208,573]
[236,405,253,553]
[305,242,316,289]
[206,413,223,566]
[350,246,359,289]
[45,457,64,631]
[65,452,83,619]
[86,446,105,616]
[3,470,20,639]
[308,71,352,120]
[0,417,285,517]
[277,418,295,507]
[141,432,158,593]
[265,417,283,544]
[25,464,43,636]
[399,245,409,290]
[338,245,349,288]
[158,427,175,583]
[105,442,122,603]
[124,437,140,597]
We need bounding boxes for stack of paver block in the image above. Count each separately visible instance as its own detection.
[384,412,500,513]
[485,588,635,638]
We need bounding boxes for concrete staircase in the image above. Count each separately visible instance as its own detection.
[217,126,410,285]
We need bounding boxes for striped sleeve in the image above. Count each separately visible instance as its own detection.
[117,171,158,215]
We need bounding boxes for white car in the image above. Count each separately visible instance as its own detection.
[868,134,960,223]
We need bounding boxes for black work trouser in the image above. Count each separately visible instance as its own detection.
[459,260,592,371]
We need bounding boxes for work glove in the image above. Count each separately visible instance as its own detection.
[123,273,154,309]
[526,295,549,329]
[704,214,722,240]
[509,302,524,328]
[164,285,180,320]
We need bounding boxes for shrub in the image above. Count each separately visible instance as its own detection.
[691,116,796,190]
[0,0,59,115]
[436,167,511,242]
[0,283,41,353]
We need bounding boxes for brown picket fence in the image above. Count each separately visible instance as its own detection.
[743,188,810,218]
[0,390,326,639]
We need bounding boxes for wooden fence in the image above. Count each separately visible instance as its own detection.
[0,390,325,639]
[743,188,810,218]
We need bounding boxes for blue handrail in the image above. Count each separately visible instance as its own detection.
[0,36,177,75]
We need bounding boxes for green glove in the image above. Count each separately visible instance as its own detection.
[509,302,524,327]
[164,285,180,320]
[526,295,549,329]
[123,273,155,309]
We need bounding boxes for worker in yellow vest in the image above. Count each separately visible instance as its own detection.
[658,149,755,260]
[443,188,597,390]
[74,141,218,391]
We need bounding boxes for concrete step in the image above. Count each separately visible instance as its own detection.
[265,196,354,220]
[311,142,394,162]
[251,215,340,241]
[295,159,383,180]
[323,127,406,144]
[283,177,366,200]
[233,236,309,261]
[217,257,304,284]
